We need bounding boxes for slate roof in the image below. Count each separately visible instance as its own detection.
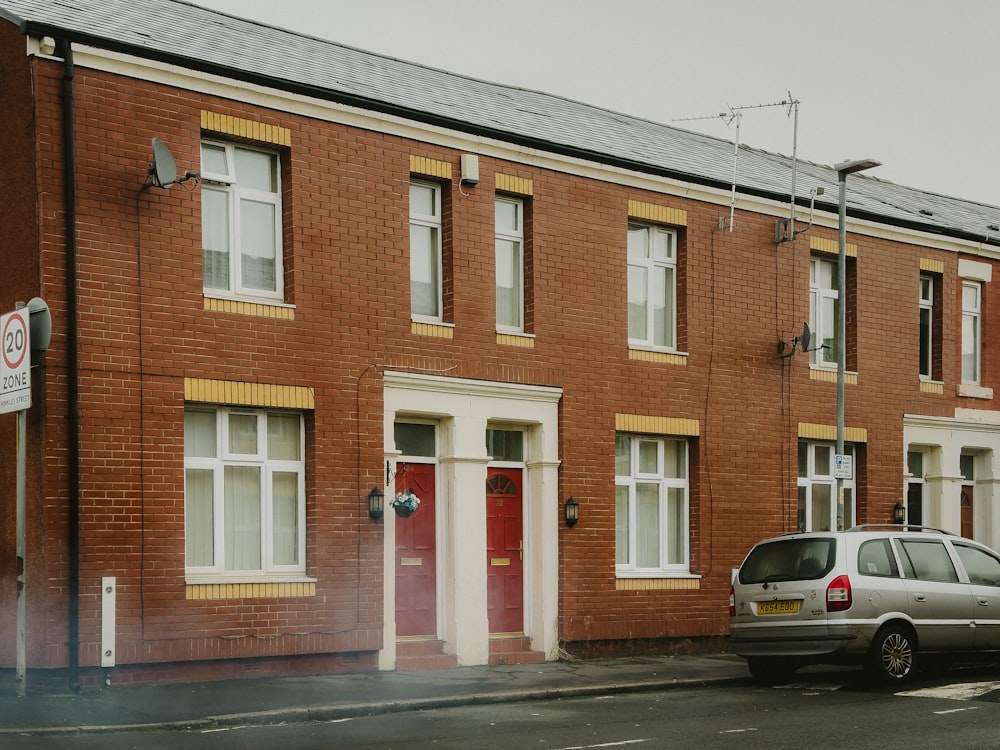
[3,0,999,246]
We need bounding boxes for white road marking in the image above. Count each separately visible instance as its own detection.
[897,681,1000,701]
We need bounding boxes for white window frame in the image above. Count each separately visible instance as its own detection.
[495,196,524,332]
[615,434,690,575]
[798,441,856,532]
[919,274,934,380]
[627,223,677,351]
[809,256,839,368]
[410,180,444,322]
[200,140,283,303]
[184,407,306,581]
[962,279,982,384]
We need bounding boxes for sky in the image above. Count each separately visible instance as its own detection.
[192,0,1000,207]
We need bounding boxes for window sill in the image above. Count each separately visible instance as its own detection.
[496,331,535,348]
[809,366,858,384]
[204,295,295,320]
[958,383,994,400]
[628,347,688,365]
[919,379,944,394]
[411,320,455,338]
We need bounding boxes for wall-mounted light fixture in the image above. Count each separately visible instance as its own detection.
[368,487,385,521]
[892,501,905,525]
[564,496,579,527]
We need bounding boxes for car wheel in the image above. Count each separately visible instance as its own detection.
[868,624,916,683]
[747,657,797,684]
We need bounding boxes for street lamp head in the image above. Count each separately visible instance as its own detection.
[835,158,882,179]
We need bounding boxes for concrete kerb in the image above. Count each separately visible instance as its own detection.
[0,672,747,736]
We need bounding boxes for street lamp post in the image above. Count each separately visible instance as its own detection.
[834,158,880,527]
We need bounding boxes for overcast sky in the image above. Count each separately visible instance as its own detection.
[192,0,999,207]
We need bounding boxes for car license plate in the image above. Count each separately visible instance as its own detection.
[756,600,799,615]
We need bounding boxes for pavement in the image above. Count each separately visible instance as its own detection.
[0,653,750,735]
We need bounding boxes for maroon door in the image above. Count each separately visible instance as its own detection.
[395,463,437,637]
[486,468,524,634]
[961,486,974,539]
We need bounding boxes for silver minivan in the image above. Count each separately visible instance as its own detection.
[729,526,1000,683]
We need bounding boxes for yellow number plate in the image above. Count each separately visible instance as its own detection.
[756,600,800,615]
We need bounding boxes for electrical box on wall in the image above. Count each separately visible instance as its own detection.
[460,154,479,185]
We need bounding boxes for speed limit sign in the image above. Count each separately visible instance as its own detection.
[0,309,30,413]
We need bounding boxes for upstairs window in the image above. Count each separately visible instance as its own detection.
[809,256,839,368]
[410,181,443,321]
[962,280,982,384]
[201,141,282,301]
[495,197,524,332]
[919,273,943,381]
[627,223,677,350]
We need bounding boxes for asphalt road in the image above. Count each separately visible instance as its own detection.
[9,667,1000,749]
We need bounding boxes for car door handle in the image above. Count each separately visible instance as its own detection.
[978,598,990,606]
[913,594,927,602]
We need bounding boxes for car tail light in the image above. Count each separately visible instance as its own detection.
[728,585,735,616]
[826,574,852,612]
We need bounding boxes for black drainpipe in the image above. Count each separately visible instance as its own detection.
[57,37,80,693]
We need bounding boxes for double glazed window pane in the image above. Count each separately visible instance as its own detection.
[202,189,230,290]
[636,483,660,568]
[496,237,521,328]
[272,472,299,566]
[185,469,214,567]
[224,466,261,570]
[628,224,676,348]
[410,224,440,317]
[240,199,276,292]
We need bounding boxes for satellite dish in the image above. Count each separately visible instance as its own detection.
[149,138,177,189]
[799,322,812,353]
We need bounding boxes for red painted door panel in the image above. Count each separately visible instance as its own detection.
[395,463,437,637]
[486,468,524,634]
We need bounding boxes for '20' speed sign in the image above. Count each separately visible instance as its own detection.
[0,309,30,413]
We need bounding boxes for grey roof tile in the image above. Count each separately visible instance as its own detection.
[3,0,1000,245]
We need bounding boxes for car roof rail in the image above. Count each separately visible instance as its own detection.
[846,523,955,535]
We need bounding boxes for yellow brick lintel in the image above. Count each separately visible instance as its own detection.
[185,378,315,410]
[410,155,452,180]
[201,110,291,147]
[798,422,868,443]
[628,200,687,227]
[616,413,700,436]
[811,236,858,258]
[495,173,534,196]
[920,258,945,274]
[204,297,295,320]
[616,577,700,591]
[412,321,455,338]
[186,581,316,600]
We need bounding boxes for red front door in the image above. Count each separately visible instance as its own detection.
[962,486,974,539]
[395,463,437,637]
[486,468,524,634]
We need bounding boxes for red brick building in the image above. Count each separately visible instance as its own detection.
[3,0,1000,685]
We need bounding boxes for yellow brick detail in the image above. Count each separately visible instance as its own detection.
[809,369,858,385]
[628,349,688,365]
[496,333,535,348]
[186,582,316,599]
[810,236,858,258]
[616,578,700,591]
[920,258,945,274]
[410,155,452,179]
[798,422,868,443]
[920,380,944,394]
[185,378,315,409]
[628,200,687,227]
[615,414,700,436]
[204,297,295,319]
[494,173,534,196]
[411,321,455,338]
[201,110,291,146]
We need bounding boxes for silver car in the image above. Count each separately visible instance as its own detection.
[729,525,1000,683]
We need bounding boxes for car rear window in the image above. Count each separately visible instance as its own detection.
[739,538,836,584]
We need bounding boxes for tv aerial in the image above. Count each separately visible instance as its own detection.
[144,138,199,190]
